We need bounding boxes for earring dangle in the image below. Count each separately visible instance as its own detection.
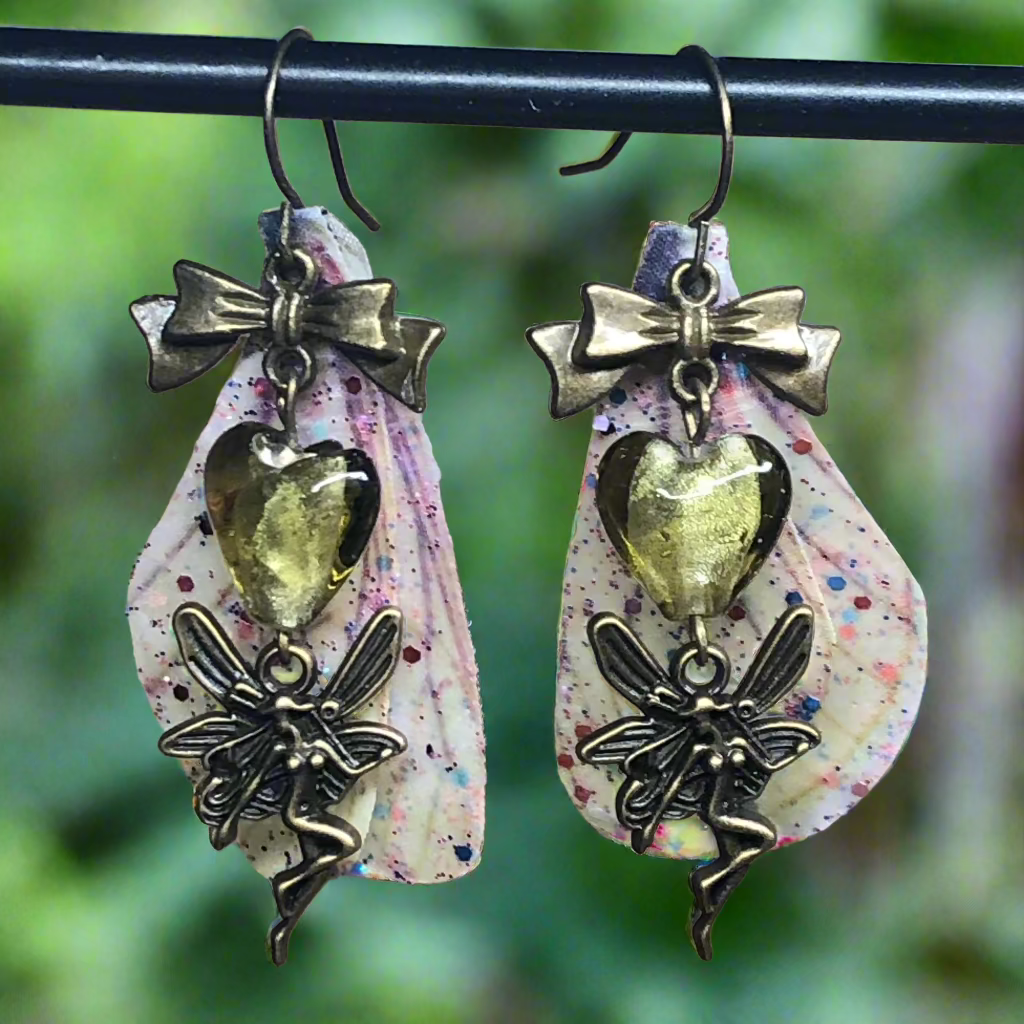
[126,29,484,963]
[527,46,926,959]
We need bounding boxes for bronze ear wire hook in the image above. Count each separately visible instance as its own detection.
[264,26,381,231]
[560,44,734,293]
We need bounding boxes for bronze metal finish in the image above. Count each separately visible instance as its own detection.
[527,259,840,419]
[131,212,444,410]
[264,26,379,230]
[159,602,408,964]
[577,606,821,960]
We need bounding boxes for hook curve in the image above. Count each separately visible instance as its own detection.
[264,27,380,231]
[559,44,734,230]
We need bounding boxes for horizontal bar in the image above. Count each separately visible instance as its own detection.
[2,27,1024,144]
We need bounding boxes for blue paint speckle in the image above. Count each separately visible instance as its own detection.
[735,363,750,380]
[800,695,821,722]
[827,576,847,592]
[452,767,469,788]
[609,387,627,406]
[785,591,804,605]
[842,608,858,624]
[585,473,598,490]
[377,555,393,571]
[349,862,367,876]
[810,505,830,520]
[453,844,473,863]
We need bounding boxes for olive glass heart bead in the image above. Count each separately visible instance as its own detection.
[596,432,792,621]
[205,424,380,631]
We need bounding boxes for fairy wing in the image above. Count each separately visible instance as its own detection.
[194,728,290,848]
[748,717,821,771]
[587,612,672,713]
[618,768,706,829]
[172,603,265,711]
[321,606,403,716]
[158,712,263,760]
[576,716,663,766]
[731,604,815,713]
[314,721,408,805]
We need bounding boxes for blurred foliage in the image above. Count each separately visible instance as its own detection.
[0,1,1022,1022]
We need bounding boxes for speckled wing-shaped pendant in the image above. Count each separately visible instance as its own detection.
[127,205,484,963]
[527,220,926,959]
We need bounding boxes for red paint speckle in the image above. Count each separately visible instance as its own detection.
[345,376,362,394]
[851,781,870,798]
[776,835,797,847]
[574,724,594,739]
[557,753,574,769]
[254,377,275,400]
[727,605,746,621]
[573,784,594,804]
[854,596,872,610]
[402,646,421,664]
[792,439,813,455]
[176,575,194,593]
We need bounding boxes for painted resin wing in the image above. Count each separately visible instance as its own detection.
[128,206,484,884]
[555,220,927,859]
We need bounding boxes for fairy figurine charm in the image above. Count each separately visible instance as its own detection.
[159,604,407,961]
[527,46,926,959]
[579,607,819,958]
[127,29,484,963]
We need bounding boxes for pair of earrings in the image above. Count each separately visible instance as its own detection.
[126,35,927,964]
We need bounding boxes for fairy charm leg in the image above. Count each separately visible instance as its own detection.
[268,768,363,965]
[688,775,777,961]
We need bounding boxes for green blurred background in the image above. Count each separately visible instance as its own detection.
[1,1,1023,1022]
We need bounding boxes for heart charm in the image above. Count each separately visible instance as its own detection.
[596,431,791,620]
[205,424,380,630]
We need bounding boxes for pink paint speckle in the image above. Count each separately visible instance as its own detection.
[876,662,900,685]
[851,781,870,798]
[573,784,594,804]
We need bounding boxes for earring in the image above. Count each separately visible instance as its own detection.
[126,28,484,964]
[527,45,926,960]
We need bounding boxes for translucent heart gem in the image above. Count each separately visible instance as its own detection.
[205,424,380,630]
[596,432,791,620]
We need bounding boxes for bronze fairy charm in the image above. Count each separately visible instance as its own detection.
[577,605,821,960]
[158,603,407,964]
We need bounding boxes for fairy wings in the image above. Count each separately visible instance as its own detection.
[158,603,408,851]
[576,605,822,853]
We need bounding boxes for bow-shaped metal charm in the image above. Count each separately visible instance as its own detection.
[130,247,444,412]
[526,260,840,418]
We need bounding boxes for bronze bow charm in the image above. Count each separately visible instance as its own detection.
[130,249,444,412]
[526,260,840,418]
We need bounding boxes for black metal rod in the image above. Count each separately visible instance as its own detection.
[2,26,1024,144]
